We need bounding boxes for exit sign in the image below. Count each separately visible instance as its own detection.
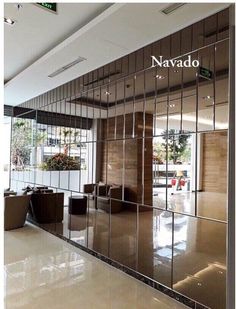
[199,66,213,80]
[37,3,57,13]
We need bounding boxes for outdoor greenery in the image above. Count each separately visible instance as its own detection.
[11,119,46,170]
[42,153,80,171]
[153,130,191,164]
[163,130,191,164]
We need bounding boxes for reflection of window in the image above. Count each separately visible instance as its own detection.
[156,247,172,259]
[48,138,60,146]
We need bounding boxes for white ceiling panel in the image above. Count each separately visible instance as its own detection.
[4,3,229,106]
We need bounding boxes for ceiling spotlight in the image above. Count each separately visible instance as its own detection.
[203,95,212,100]
[169,104,176,108]
[16,4,23,10]
[4,17,15,25]
[156,75,165,80]
[173,69,179,73]
[105,91,111,96]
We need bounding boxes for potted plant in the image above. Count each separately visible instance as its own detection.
[42,153,80,171]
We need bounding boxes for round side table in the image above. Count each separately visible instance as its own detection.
[68,196,87,215]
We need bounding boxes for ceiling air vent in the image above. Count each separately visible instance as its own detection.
[161,3,185,15]
[48,56,86,78]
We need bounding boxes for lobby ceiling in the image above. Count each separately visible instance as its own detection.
[4,3,229,106]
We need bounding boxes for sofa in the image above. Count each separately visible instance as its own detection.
[84,183,123,213]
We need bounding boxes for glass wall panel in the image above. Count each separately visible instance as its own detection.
[87,195,109,256]
[198,46,215,132]
[110,202,137,270]
[215,40,229,130]
[152,136,167,209]
[192,20,204,50]
[69,192,88,247]
[181,26,192,54]
[182,52,198,133]
[124,76,136,139]
[204,13,217,45]
[167,133,194,215]
[173,214,226,309]
[196,131,227,221]
[138,207,172,288]
[168,66,182,132]
[3,117,11,188]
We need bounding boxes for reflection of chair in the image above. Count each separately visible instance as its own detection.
[84,184,96,195]
[68,214,87,231]
[29,192,64,224]
[83,183,123,213]
[4,191,17,197]
[4,195,31,231]
[96,185,123,213]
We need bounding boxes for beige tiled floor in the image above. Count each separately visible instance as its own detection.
[4,223,188,309]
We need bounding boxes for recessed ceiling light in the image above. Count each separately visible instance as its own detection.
[48,57,86,78]
[203,95,212,100]
[169,104,175,108]
[105,91,111,96]
[161,3,185,15]
[174,69,179,73]
[4,17,15,25]
[15,4,23,10]
[156,75,165,80]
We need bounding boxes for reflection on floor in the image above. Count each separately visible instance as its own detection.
[39,196,227,309]
[4,224,188,309]
[153,191,227,221]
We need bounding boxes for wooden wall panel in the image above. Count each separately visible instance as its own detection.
[202,131,227,193]
[100,112,153,207]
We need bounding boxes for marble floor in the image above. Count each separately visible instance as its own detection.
[4,223,188,309]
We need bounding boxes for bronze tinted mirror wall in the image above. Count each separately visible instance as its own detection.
[10,8,229,309]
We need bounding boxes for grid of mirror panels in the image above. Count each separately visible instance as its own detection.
[10,9,229,309]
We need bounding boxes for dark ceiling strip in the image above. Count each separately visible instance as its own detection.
[83,68,229,108]
[4,105,14,117]
[83,70,121,86]
[205,25,229,38]
[9,106,93,129]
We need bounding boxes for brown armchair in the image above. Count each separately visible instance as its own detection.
[29,192,64,224]
[96,185,123,213]
[4,195,31,231]
[83,183,96,195]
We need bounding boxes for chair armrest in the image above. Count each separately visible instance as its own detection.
[84,184,96,194]
[110,187,122,200]
[97,185,109,196]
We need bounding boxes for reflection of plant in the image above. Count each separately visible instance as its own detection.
[162,130,190,164]
[43,153,80,171]
[11,120,33,170]
[153,142,165,164]
[11,119,46,170]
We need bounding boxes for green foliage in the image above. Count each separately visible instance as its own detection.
[43,153,80,171]
[11,119,46,170]
[162,130,191,164]
[11,120,32,169]
[153,142,165,164]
